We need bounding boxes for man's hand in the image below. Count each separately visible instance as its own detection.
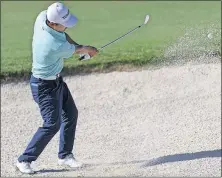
[75,45,98,57]
[85,46,98,57]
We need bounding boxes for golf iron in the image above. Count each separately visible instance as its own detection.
[79,14,150,60]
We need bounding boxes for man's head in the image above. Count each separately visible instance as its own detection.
[46,2,78,32]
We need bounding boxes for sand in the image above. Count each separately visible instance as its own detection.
[1,62,221,177]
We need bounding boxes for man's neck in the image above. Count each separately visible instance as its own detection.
[45,20,63,33]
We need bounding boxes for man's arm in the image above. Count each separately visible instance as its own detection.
[65,32,79,46]
[65,33,98,57]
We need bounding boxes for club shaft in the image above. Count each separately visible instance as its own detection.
[99,24,143,50]
[79,21,146,60]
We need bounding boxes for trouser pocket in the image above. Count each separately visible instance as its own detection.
[30,82,39,103]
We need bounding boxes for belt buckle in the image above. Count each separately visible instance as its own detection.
[56,73,60,78]
[56,73,61,81]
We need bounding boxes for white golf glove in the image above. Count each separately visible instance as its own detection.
[79,53,91,60]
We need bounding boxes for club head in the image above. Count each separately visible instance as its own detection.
[144,15,150,25]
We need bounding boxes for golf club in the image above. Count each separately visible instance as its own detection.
[79,14,150,60]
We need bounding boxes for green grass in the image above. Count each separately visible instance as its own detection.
[1,1,221,80]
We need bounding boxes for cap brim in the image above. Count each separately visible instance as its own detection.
[63,14,78,28]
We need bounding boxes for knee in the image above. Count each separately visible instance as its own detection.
[62,107,78,124]
[69,107,78,119]
[74,108,78,119]
[69,108,78,124]
[43,121,60,133]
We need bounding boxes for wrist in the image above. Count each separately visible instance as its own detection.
[75,45,84,50]
[75,45,90,54]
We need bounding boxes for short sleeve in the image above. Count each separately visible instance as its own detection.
[58,42,75,59]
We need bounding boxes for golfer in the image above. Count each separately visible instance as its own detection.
[16,2,98,174]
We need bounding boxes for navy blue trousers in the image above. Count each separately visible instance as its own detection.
[18,75,78,162]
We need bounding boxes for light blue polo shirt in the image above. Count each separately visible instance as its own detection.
[31,10,75,79]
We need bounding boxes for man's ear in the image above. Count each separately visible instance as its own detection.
[49,21,59,26]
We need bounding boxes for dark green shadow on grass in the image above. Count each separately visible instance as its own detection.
[0,55,157,84]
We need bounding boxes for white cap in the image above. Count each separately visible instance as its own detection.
[46,2,78,28]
